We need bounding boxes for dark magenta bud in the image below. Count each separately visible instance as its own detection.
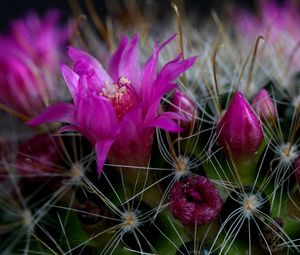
[169,176,223,226]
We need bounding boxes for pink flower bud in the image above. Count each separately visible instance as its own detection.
[217,92,264,163]
[169,176,223,225]
[252,89,276,122]
[168,89,197,131]
[0,10,70,118]
[16,134,62,177]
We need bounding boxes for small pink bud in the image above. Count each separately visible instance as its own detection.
[217,92,264,163]
[168,89,197,131]
[252,89,276,122]
[169,176,223,225]
[16,134,61,177]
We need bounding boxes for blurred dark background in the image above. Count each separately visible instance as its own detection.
[0,0,259,32]
[0,0,71,31]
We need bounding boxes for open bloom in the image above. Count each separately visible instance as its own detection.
[169,176,222,225]
[217,92,264,164]
[29,35,196,174]
[0,10,70,117]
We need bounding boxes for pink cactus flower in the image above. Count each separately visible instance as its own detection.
[28,35,197,174]
[252,88,276,122]
[217,92,264,164]
[234,0,300,72]
[235,0,300,43]
[9,10,69,69]
[0,10,70,117]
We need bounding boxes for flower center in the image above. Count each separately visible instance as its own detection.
[186,187,203,203]
[101,76,138,120]
[182,180,204,204]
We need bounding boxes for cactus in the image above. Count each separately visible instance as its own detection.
[1,1,300,254]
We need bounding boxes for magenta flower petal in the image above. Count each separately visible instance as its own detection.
[217,92,264,162]
[144,55,197,123]
[144,82,177,123]
[68,47,112,86]
[107,107,153,167]
[252,89,276,122]
[76,75,90,97]
[152,82,178,105]
[27,103,74,125]
[169,176,223,225]
[61,63,79,101]
[141,34,177,102]
[95,140,114,175]
[116,107,143,139]
[118,35,141,93]
[154,55,197,89]
[108,36,128,81]
[145,112,184,132]
[74,95,119,142]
